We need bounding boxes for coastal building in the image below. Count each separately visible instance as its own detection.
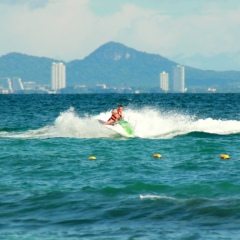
[11,78,24,92]
[51,62,66,91]
[173,65,185,93]
[0,78,11,94]
[23,81,37,90]
[160,71,169,91]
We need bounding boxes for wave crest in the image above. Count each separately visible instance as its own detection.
[1,107,240,139]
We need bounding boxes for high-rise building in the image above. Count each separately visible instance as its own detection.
[0,78,12,94]
[51,62,66,90]
[11,78,24,92]
[173,65,185,93]
[160,71,169,91]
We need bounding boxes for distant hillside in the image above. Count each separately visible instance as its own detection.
[67,42,177,88]
[0,53,57,84]
[0,42,240,89]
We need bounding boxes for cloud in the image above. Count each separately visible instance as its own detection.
[0,0,95,59]
[117,3,240,58]
[0,0,157,60]
[0,0,240,67]
[0,0,50,9]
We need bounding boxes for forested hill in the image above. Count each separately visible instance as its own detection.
[0,42,240,88]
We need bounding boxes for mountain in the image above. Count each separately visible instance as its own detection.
[67,42,176,88]
[0,53,56,85]
[0,42,240,90]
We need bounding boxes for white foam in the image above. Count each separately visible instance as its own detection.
[140,194,176,200]
[124,107,240,139]
[0,108,112,139]
[1,107,240,139]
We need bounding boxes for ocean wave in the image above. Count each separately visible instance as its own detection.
[1,107,240,139]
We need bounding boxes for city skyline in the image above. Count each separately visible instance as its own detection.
[0,40,239,94]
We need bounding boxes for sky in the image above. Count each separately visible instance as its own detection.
[0,0,240,70]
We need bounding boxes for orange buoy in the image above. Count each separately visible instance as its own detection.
[220,154,230,160]
[153,153,162,158]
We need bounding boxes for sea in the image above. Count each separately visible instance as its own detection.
[1,93,240,240]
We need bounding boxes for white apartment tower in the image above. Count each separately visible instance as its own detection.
[173,65,185,93]
[51,62,66,90]
[160,71,169,91]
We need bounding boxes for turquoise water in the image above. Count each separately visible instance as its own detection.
[1,94,240,239]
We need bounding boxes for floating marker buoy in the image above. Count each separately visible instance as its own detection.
[220,154,230,160]
[153,153,162,158]
[88,156,96,160]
